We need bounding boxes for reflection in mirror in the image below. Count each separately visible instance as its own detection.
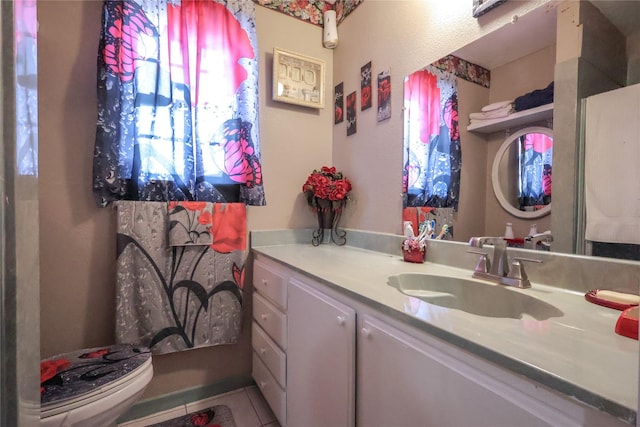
[492,126,552,220]
[402,66,460,211]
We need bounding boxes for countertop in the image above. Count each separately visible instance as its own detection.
[251,238,638,424]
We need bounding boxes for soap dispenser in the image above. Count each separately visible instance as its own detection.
[504,222,514,239]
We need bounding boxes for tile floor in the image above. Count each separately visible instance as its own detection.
[118,386,280,427]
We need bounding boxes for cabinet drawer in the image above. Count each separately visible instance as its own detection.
[252,321,286,388]
[254,260,287,310]
[253,354,286,426]
[253,292,287,350]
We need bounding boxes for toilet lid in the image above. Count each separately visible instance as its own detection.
[41,344,151,408]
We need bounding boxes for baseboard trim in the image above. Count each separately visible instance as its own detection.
[117,374,255,423]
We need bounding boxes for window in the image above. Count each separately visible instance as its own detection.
[93,0,265,206]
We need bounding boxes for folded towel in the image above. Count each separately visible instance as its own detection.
[469,105,513,121]
[168,201,214,246]
[481,100,513,112]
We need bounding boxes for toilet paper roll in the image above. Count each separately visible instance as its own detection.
[323,10,338,49]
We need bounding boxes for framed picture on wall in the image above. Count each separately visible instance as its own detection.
[346,91,357,136]
[377,68,391,122]
[472,0,507,17]
[335,82,344,124]
[361,61,372,111]
[272,48,325,109]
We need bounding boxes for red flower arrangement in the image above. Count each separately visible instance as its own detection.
[302,166,352,211]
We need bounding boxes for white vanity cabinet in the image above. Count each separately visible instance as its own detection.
[252,259,288,425]
[287,278,356,427]
[358,314,583,427]
[251,256,356,427]
[253,255,631,427]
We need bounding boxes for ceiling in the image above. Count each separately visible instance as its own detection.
[453,0,640,71]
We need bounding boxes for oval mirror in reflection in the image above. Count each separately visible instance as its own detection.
[492,126,552,219]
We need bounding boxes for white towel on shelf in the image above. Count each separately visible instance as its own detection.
[468,105,513,121]
[584,84,640,245]
[481,100,513,112]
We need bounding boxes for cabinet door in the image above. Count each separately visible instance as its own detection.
[358,315,578,427]
[287,278,356,427]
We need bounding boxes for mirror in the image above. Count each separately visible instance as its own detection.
[492,126,552,220]
[400,1,640,260]
[400,3,559,247]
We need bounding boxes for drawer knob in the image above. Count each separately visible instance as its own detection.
[259,380,267,389]
[260,313,268,321]
[262,279,268,286]
[337,315,346,326]
[361,327,371,338]
[259,347,266,355]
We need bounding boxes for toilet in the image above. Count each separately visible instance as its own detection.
[40,344,153,427]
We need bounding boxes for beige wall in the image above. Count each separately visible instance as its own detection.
[332,0,552,236]
[38,2,332,399]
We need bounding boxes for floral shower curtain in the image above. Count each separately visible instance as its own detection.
[93,0,265,207]
[403,68,461,210]
[518,132,552,208]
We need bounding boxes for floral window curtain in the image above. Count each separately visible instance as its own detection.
[93,0,265,207]
[403,68,461,209]
[518,132,552,208]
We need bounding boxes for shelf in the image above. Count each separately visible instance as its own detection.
[467,103,553,134]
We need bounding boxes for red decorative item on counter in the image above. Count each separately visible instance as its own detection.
[303,166,352,246]
[615,306,639,340]
[403,248,425,263]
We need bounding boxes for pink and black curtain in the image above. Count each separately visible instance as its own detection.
[403,68,461,210]
[518,132,552,208]
[93,0,265,207]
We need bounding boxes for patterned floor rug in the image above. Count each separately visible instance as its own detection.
[147,404,236,427]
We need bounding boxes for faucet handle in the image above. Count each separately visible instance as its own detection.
[502,257,542,289]
[467,250,491,274]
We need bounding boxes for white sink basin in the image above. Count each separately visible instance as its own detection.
[387,273,563,320]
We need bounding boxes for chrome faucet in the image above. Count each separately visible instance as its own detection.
[468,236,542,288]
[468,237,509,279]
[524,232,553,250]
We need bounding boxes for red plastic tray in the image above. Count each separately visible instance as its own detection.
[615,306,639,340]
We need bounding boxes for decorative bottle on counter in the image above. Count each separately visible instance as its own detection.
[504,223,514,239]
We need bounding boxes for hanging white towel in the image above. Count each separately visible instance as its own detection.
[584,84,640,244]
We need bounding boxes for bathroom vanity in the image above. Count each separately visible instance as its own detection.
[250,230,638,427]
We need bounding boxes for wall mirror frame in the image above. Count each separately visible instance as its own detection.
[492,126,552,220]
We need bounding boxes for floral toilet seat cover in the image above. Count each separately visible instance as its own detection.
[41,344,151,406]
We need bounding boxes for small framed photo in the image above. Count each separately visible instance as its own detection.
[377,68,391,122]
[334,82,344,124]
[361,61,372,111]
[272,48,325,109]
[346,91,357,136]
